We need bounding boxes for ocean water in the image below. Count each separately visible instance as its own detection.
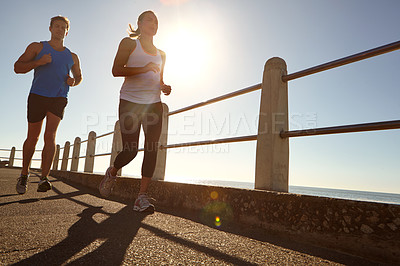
[164,178,400,205]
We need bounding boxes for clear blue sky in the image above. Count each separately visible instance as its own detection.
[1,0,399,193]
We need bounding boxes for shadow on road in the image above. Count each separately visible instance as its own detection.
[13,185,148,265]
[11,180,258,265]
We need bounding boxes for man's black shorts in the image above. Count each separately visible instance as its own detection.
[27,93,68,123]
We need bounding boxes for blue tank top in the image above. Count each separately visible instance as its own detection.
[30,41,74,98]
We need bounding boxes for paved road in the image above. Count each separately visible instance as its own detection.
[0,168,380,265]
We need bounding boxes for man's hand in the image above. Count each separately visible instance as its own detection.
[37,53,52,66]
[66,74,75,86]
[161,83,171,96]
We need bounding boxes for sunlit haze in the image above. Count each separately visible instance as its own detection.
[161,26,209,81]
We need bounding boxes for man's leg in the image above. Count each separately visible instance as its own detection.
[21,121,43,176]
[41,112,61,178]
[18,93,46,194]
[17,120,43,194]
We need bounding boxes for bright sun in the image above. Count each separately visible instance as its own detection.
[161,27,208,80]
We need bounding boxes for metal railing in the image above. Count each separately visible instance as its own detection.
[281,120,400,138]
[279,40,400,138]
[168,84,261,116]
[2,40,399,192]
[282,40,400,82]
[0,148,42,167]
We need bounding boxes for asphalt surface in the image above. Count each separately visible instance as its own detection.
[0,168,382,265]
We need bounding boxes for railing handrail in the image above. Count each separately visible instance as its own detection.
[283,40,400,82]
[160,135,257,150]
[96,131,114,139]
[0,148,46,152]
[1,158,41,161]
[168,84,261,116]
[281,120,400,138]
[64,131,114,148]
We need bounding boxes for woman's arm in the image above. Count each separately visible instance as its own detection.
[112,37,159,77]
[159,50,171,96]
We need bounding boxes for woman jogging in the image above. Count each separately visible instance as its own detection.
[99,10,171,212]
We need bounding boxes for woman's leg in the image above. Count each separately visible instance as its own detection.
[99,100,144,198]
[112,100,143,173]
[139,102,163,194]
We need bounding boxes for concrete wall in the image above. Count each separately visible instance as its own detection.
[50,170,400,264]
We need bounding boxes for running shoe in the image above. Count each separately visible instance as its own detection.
[16,174,29,194]
[37,177,52,192]
[133,194,155,212]
[99,167,117,197]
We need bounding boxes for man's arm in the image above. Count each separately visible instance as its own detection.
[67,53,82,86]
[14,42,51,74]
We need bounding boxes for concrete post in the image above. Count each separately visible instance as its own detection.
[71,137,81,172]
[255,57,289,192]
[9,147,15,168]
[153,103,169,181]
[84,131,96,173]
[110,121,122,176]
[61,141,70,171]
[52,145,60,170]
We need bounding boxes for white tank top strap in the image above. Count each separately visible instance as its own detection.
[135,39,158,56]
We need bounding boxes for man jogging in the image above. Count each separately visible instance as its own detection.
[14,16,82,193]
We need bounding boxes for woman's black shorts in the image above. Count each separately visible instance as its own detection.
[27,93,68,123]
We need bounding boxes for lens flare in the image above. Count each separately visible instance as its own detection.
[215,216,221,227]
[200,201,233,228]
[210,191,218,200]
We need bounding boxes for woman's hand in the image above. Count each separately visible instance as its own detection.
[161,83,171,95]
[145,62,160,73]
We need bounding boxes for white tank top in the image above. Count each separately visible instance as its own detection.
[120,39,162,104]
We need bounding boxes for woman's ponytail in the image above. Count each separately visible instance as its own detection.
[128,23,140,38]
